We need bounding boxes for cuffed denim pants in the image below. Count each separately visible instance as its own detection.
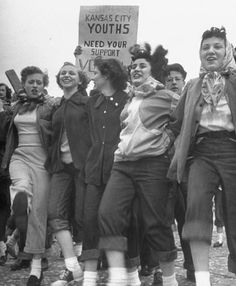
[98,155,177,267]
[48,163,85,242]
[183,136,236,273]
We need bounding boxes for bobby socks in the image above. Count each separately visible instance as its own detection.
[30,258,42,279]
[83,271,97,286]
[162,273,178,286]
[65,256,81,272]
[108,267,127,284]
[127,268,141,286]
[195,271,211,286]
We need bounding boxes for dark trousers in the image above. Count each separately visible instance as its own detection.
[82,184,140,267]
[183,137,236,273]
[0,178,11,241]
[99,156,177,267]
[48,163,85,242]
[214,188,224,228]
[82,184,106,260]
[166,182,194,271]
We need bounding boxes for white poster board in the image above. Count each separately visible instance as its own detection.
[76,5,139,78]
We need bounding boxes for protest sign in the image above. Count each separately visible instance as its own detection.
[76,5,139,78]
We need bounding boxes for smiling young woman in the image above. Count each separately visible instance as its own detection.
[98,44,179,286]
[168,27,236,286]
[46,62,90,286]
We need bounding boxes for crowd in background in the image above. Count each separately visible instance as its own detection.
[0,26,236,286]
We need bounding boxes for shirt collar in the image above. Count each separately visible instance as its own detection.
[94,91,126,109]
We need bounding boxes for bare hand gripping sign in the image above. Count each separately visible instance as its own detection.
[76,5,139,78]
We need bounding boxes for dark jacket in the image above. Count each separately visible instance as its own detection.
[1,101,53,170]
[45,90,91,174]
[168,71,236,182]
[85,90,128,185]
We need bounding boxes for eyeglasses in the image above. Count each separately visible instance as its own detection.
[166,77,183,83]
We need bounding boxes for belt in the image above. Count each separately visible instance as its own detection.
[196,130,236,139]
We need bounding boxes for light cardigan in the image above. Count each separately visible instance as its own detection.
[168,71,236,182]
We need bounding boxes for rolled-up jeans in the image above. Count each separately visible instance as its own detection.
[48,163,85,243]
[183,136,236,273]
[99,155,177,267]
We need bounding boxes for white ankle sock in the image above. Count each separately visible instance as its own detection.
[127,268,141,286]
[83,271,97,286]
[109,267,127,282]
[65,256,81,272]
[30,258,42,279]
[195,271,211,286]
[162,273,178,286]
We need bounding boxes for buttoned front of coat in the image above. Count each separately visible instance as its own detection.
[85,90,128,185]
[45,90,91,174]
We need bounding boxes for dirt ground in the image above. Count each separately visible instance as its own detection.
[0,230,235,286]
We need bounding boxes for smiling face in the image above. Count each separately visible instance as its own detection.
[59,65,80,90]
[23,73,44,98]
[200,37,226,71]
[130,58,152,87]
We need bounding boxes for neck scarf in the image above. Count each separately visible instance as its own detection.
[18,90,45,114]
[199,40,236,108]
[129,76,164,100]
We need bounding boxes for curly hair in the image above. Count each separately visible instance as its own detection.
[20,66,49,87]
[129,42,169,84]
[0,83,12,101]
[201,26,227,47]
[94,58,128,91]
[56,62,89,90]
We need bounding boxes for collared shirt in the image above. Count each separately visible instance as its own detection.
[199,94,234,132]
[85,90,128,185]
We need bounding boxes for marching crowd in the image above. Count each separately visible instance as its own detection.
[0,26,236,286]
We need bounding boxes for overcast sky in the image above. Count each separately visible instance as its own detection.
[1,0,236,96]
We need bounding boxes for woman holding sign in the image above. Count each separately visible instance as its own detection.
[98,44,179,286]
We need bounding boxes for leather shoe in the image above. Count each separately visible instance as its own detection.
[26,272,43,286]
[213,241,223,248]
[10,258,31,271]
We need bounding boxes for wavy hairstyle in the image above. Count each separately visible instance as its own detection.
[56,62,89,91]
[21,66,49,87]
[129,43,169,84]
[201,26,227,47]
[94,58,128,91]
